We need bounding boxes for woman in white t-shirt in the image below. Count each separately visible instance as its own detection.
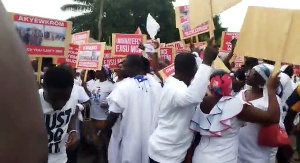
[90,66,114,140]
[190,65,281,163]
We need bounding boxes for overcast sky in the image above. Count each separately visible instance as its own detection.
[2,0,300,32]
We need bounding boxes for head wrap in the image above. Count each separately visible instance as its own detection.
[101,65,114,83]
[253,64,274,89]
[209,73,232,96]
[253,64,274,81]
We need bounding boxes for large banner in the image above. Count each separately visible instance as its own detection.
[11,13,72,57]
[56,44,79,67]
[102,50,124,69]
[72,31,90,45]
[160,47,175,64]
[112,33,146,56]
[176,6,210,40]
[220,32,239,52]
[76,43,105,70]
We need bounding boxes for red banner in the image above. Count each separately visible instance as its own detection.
[57,44,79,67]
[221,32,239,52]
[102,50,124,69]
[72,31,90,45]
[112,34,145,56]
[160,47,175,64]
[178,6,210,39]
[166,41,185,53]
[12,13,71,57]
[77,43,105,70]
[159,63,175,80]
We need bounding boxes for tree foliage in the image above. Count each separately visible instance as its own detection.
[61,0,226,45]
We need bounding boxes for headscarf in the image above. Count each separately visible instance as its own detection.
[209,72,232,96]
[101,65,114,83]
[253,63,274,88]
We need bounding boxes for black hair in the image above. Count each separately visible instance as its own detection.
[125,55,146,72]
[88,70,96,80]
[141,56,151,73]
[234,67,246,81]
[175,53,197,74]
[59,62,73,72]
[210,69,228,80]
[263,59,275,65]
[244,57,259,68]
[43,67,74,89]
[283,65,294,77]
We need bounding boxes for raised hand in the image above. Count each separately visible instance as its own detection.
[266,72,280,91]
[202,37,219,66]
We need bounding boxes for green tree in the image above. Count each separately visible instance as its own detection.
[61,0,179,44]
[61,0,104,41]
[61,0,226,45]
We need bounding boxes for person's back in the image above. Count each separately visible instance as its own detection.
[149,76,197,162]
[148,38,219,163]
[108,74,161,163]
[103,54,162,163]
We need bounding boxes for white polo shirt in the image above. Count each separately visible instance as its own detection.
[148,64,212,163]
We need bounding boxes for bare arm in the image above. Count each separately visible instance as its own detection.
[0,2,47,163]
[223,39,237,70]
[238,89,280,125]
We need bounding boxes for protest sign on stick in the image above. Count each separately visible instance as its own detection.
[112,33,146,56]
[76,43,106,70]
[102,50,125,69]
[166,41,185,53]
[220,32,239,52]
[159,63,175,81]
[56,44,79,67]
[10,12,72,57]
[189,0,241,29]
[72,31,90,45]
[175,5,211,40]
[160,47,175,64]
[234,6,300,72]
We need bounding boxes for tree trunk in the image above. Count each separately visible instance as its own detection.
[98,0,104,41]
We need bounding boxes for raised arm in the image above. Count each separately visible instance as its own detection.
[238,73,281,125]
[0,2,47,163]
[223,38,237,70]
[173,38,219,107]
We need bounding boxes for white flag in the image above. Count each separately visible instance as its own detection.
[146,13,160,40]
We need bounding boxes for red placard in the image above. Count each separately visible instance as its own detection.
[178,6,210,39]
[112,33,146,56]
[57,44,79,67]
[233,56,245,69]
[72,31,90,45]
[77,43,105,70]
[102,50,124,69]
[160,47,175,64]
[159,63,175,80]
[220,32,239,52]
[12,13,72,57]
[166,41,185,53]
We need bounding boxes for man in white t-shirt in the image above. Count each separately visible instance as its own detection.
[148,38,219,163]
[41,67,80,163]
[59,63,91,162]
